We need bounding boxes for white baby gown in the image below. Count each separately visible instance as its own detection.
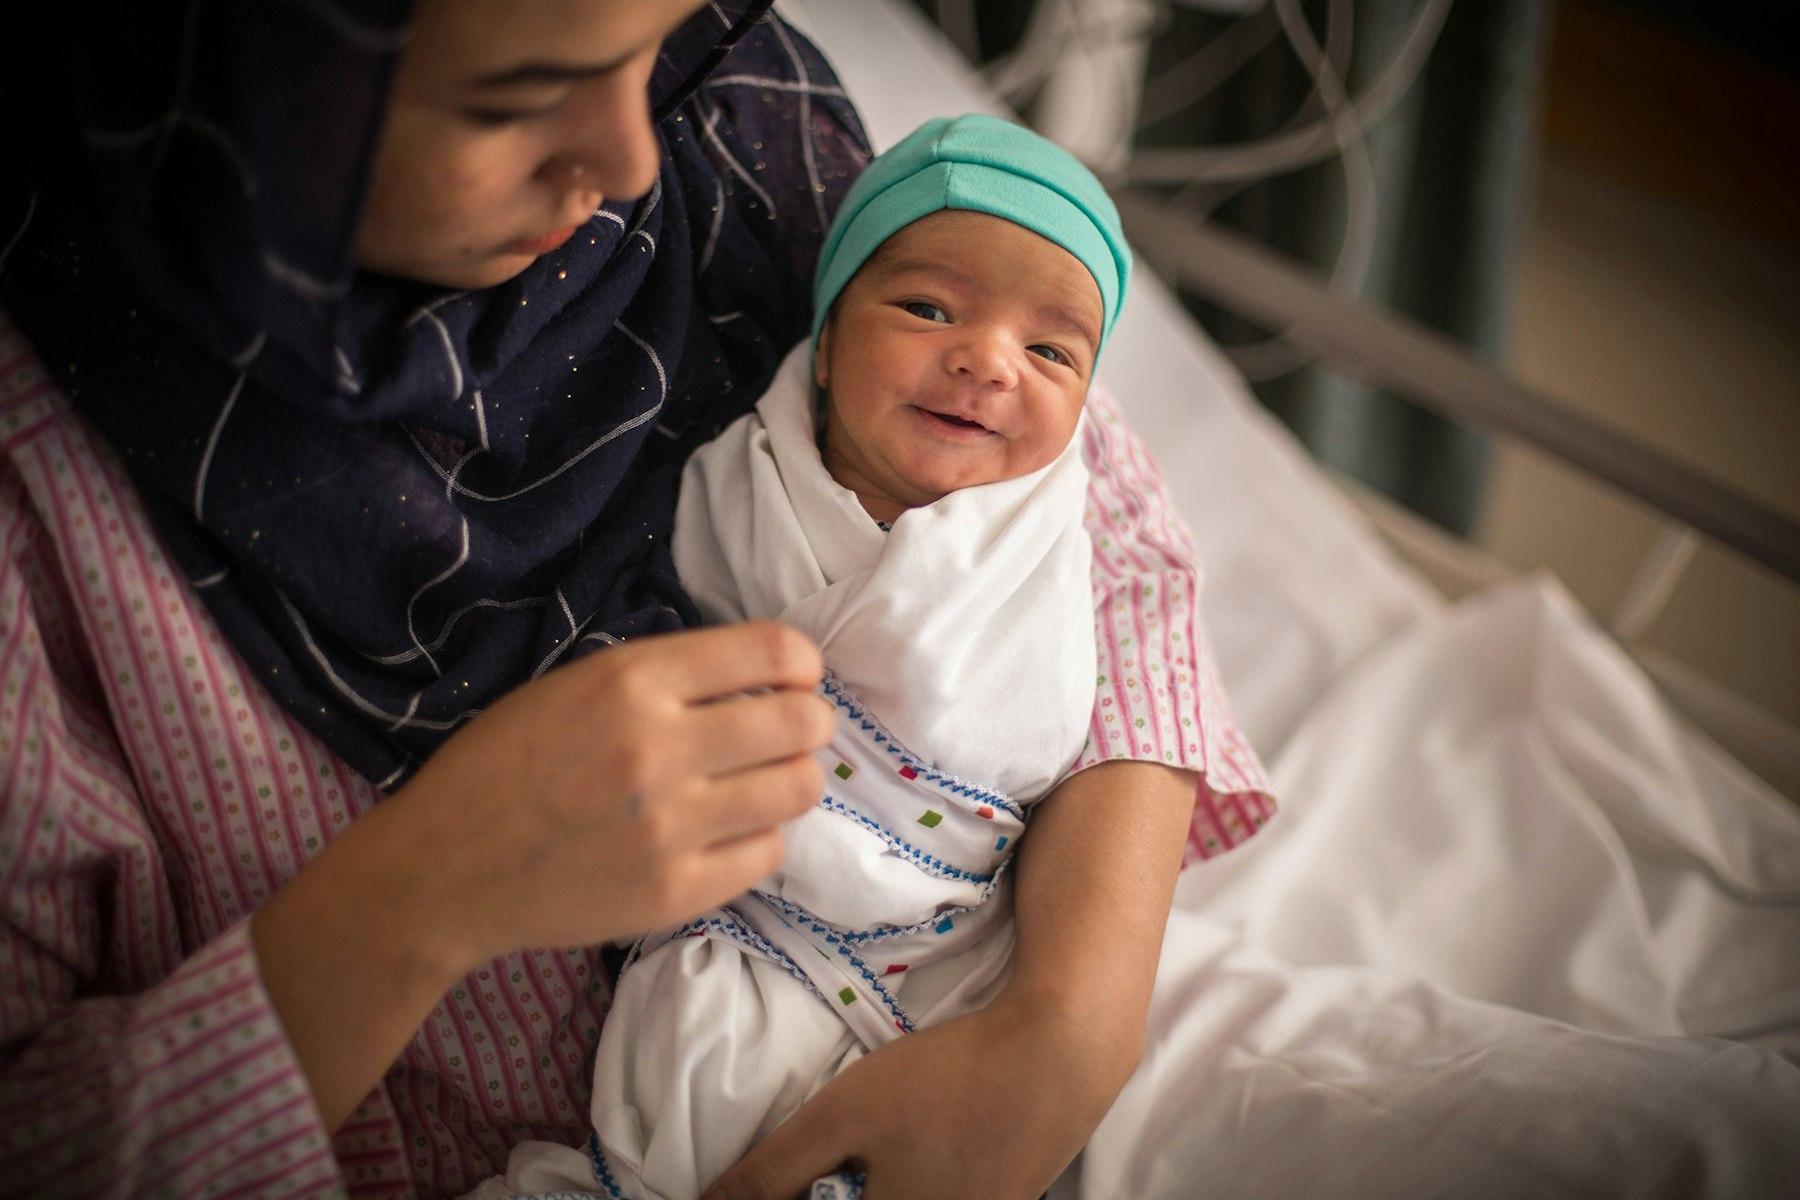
[472,341,1096,1200]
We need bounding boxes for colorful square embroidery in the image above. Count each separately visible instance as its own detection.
[837,987,857,1006]
[917,809,943,828]
[995,836,1009,851]
[934,916,955,934]
[884,964,908,976]
[834,762,854,781]
[898,765,918,780]
[975,805,994,820]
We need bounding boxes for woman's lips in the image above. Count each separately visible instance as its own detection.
[503,225,579,257]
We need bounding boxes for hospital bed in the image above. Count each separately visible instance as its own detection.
[786,1,1800,1192]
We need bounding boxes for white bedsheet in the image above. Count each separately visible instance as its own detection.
[1178,577,1800,1052]
[790,3,1800,1194]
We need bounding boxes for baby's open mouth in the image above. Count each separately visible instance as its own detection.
[917,407,994,435]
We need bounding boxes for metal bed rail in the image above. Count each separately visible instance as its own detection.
[1112,189,1800,591]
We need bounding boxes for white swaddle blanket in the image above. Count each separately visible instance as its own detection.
[478,342,1097,1200]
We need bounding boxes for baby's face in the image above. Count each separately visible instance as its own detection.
[816,210,1102,521]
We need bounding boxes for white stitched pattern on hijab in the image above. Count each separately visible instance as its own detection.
[769,20,828,229]
[699,100,778,218]
[398,322,667,505]
[260,249,350,300]
[704,75,849,98]
[275,591,471,732]
[0,191,37,272]
[193,369,247,521]
[699,178,726,274]
[401,513,470,678]
[86,112,260,198]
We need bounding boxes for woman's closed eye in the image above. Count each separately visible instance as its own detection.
[462,105,560,127]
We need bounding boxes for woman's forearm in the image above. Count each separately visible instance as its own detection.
[1003,760,1197,1084]
[251,621,834,1134]
[251,790,472,1133]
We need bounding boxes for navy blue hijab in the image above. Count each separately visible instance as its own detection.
[1,1,870,789]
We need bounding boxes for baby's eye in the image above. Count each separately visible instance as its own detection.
[1029,344,1068,366]
[901,301,948,323]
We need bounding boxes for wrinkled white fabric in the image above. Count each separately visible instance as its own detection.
[1175,577,1800,1053]
[1052,577,1800,1198]
[1058,907,1800,1200]
[488,340,1095,1199]
[672,340,1094,801]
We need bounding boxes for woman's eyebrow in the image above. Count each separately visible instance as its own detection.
[470,51,638,90]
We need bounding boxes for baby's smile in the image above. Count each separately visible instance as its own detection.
[911,405,998,438]
[814,210,1102,526]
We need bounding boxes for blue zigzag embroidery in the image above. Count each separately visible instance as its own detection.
[582,1131,631,1200]
[760,894,916,1034]
[818,795,994,884]
[819,674,1027,822]
[660,913,825,1004]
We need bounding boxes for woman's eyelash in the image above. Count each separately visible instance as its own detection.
[463,106,553,127]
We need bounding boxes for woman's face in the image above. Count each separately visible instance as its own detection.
[355,0,707,288]
[817,210,1102,519]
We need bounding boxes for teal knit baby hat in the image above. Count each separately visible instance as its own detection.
[811,113,1132,359]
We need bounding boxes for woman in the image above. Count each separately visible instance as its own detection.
[0,1,1270,1196]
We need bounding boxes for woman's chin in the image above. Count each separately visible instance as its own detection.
[355,250,534,291]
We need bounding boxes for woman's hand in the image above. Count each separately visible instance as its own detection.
[388,620,834,967]
[701,991,1140,1200]
[253,620,832,1131]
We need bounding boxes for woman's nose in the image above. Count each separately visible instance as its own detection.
[537,79,664,213]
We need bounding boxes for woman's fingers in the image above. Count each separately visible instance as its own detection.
[640,620,825,703]
[683,828,791,915]
[684,687,835,777]
[683,755,824,847]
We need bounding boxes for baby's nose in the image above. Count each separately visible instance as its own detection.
[947,332,1020,390]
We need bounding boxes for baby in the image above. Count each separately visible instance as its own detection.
[478,113,1130,1200]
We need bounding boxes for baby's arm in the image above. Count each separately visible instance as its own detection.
[697,767,1195,1200]
[1005,758,1197,1089]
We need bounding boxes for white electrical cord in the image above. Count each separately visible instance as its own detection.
[1126,0,1452,185]
[1137,2,1282,126]
[982,0,1164,107]
[934,0,984,65]
[950,0,1445,380]
[1166,0,1352,220]
[1030,0,1164,170]
[1222,0,1381,381]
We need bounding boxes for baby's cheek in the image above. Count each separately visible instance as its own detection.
[1007,431,1067,479]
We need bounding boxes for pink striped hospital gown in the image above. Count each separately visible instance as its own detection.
[0,312,1272,1198]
